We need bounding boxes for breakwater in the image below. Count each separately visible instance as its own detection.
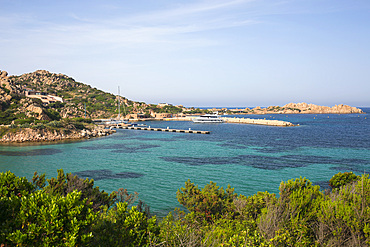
[165,116,296,127]
[222,117,296,126]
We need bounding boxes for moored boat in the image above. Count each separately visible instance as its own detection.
[192,113,224,123]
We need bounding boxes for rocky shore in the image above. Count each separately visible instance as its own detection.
[227,103,364,115]
[0,126,115,143]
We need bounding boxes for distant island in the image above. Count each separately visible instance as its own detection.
[210,102,364,115]
[0,69,364,143]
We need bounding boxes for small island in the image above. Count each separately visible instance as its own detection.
[0,69,364,143]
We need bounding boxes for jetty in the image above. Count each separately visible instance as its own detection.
[165,116,297,127]
[106,124,210,134]
[222,117,296,126]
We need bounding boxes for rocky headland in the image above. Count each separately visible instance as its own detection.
[226,102,364,115]
[0,126,115,143]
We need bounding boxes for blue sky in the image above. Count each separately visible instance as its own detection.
[1,0,369,107]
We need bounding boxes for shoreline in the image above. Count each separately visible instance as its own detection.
[0,126,116,144]
[2,109,368,144]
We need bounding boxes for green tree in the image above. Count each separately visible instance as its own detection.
[176,180,237,221]
[44,169,116,212]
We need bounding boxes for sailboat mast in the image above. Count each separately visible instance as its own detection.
[118,86,120,120]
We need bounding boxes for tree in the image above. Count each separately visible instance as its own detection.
[176,180,237,221]
[44,169,116,211]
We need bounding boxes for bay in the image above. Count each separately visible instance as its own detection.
[1,109,369,216]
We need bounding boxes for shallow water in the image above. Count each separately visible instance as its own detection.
[1,109,369,216]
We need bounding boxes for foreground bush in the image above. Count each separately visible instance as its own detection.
[2,170,370,246]
[0,170,157,246]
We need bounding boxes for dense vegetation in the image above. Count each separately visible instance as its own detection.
[1,170,368,246]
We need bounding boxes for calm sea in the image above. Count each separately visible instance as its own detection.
[1,108,369,216]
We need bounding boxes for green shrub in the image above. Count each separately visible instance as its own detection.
[71,117,92,123]
[0,110,16,125]
[329,172,360,190]
[90,202,159,246]
[32,123,45,130]
[177,180,237,221]
[46,120,63,128]
[19,123,31,128]
[317,174,370,246]
[0,171,35,243]
[14,118,34,125]
[44,169,116,212]
[44,109,61,121]
[7,190,97,246]
[258,177,323,246]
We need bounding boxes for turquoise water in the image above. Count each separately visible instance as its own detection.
[1,109,369,216]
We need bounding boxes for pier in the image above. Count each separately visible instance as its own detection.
[107,125,210,134]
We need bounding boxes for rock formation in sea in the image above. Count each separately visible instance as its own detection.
[239,103,364,115]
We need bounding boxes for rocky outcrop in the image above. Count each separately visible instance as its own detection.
[0,126,115,143]
[243,103,364,115]
[0,70,22,109]
[281,103,363,114]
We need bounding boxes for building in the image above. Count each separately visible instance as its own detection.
[157,103,171,108]
[25,90,63,104]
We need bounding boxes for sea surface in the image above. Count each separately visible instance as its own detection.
[1,108,369,216]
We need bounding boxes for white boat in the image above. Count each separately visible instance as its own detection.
[131,123,147,127]
[192,113,224,123]
[105,120,128,125]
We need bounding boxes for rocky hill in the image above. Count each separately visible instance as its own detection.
[1,69,181,126]
[225,103,364,115]
[248,102,363,114]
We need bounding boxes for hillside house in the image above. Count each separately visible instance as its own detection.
[25,90,63,104]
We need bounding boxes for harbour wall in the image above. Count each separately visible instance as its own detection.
[164,116,297,127]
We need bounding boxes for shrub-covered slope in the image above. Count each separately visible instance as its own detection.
[1,170,369,246]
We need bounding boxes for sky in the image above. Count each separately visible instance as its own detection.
[1,0,370,107]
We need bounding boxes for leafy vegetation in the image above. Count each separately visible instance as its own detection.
[329,171,360,190]
[1,170,370,246]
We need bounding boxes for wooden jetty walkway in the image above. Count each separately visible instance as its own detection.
[107,125,210,134]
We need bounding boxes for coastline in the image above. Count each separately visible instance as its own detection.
[1,104,366,144]
[0,126,116,144]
